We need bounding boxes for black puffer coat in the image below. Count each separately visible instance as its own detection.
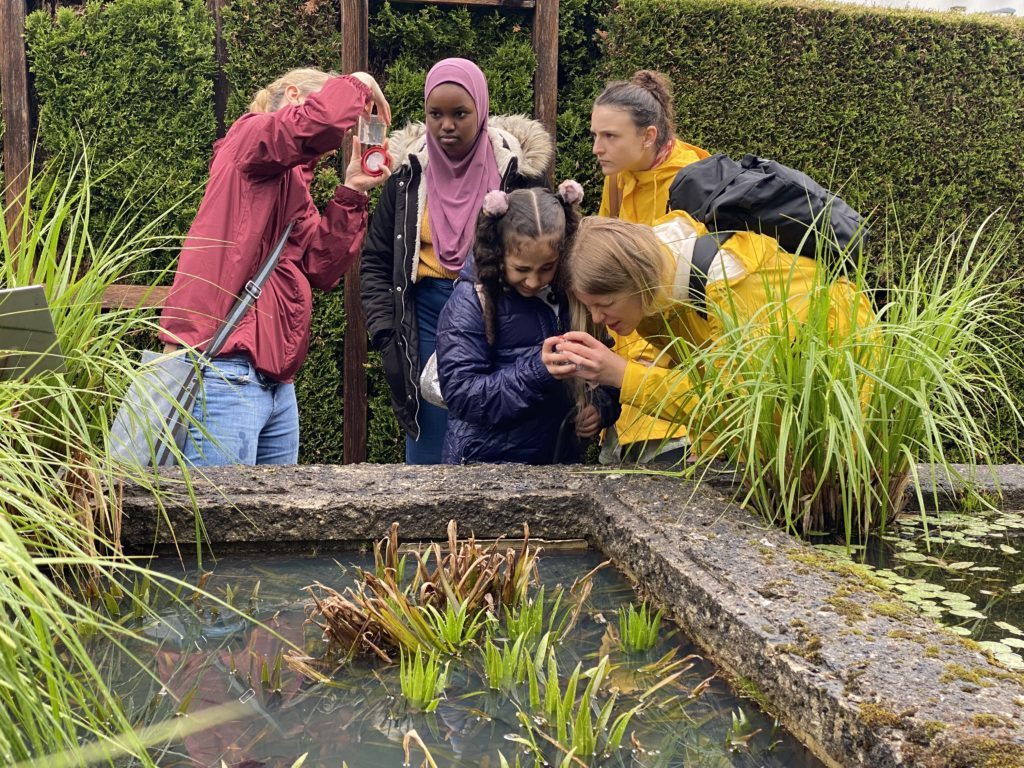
[359,116,554,437]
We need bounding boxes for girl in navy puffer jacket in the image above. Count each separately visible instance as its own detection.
[436,184,620,464]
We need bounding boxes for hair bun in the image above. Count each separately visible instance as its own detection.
[481,190,509,217]
[557,179,584,206]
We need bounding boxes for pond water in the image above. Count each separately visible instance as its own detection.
[816,508,1024,668]
[96,549,824,768]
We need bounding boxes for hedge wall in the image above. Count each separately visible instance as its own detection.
[604,0,1024,250]
[17,0,1024,462]
[25,0,216,277]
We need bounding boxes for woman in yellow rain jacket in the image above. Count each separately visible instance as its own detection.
[542,211,872,426]
[590,70,709,464]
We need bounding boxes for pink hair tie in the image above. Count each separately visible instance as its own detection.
[481,190,509,217]
[557,179,584,206]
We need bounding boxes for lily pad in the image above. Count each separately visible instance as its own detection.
[948,608,986,619]
[895,551,928,563]
[946,562,975,570]
[999,544,1020,555]
[979,640,1012,654]
[1001,638,1024,649]
[996,621,1023,636]
[995,652,1024,670]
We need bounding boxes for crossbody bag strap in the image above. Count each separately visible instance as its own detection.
[205,220,296,359]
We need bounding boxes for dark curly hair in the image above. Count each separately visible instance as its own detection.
[473,187,582,346]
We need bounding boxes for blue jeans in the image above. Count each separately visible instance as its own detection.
[406,277,454,465]
[182,356,299,467]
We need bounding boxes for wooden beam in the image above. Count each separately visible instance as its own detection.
[1,0,32,254]
[341,0,369,465]
[532,0,558,183]
[100,284,170,311]
[206,0,229,137]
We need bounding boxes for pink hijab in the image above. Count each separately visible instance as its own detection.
[424,59,502,273]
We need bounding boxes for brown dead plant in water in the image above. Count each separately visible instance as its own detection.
[305,520,595,662]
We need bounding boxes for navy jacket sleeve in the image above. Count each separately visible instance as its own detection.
[437,284,559,429]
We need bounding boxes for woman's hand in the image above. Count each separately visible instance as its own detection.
[349,71,392,125]
[342,135,392,194]
[575,404,601,438]
[550,331,628,388]
[542,336,575,380]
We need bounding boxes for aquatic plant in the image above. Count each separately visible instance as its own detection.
[661,213,1024,542]
[482,631,554,694]
[617,603,663,654]
[307,521,602,660]
[509,653,641,765]
[422,599,491,656]
[399,649,448,713]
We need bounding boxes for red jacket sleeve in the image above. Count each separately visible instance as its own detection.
[302,184,369,291]
[235,75,370,178]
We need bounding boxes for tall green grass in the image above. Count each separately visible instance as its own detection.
[0,152,227,765]
[664,214,1023,542]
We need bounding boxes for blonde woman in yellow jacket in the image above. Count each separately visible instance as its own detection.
[590,70,709,463]
[541,211,873,427]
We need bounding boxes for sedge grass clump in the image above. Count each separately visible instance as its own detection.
[308,522,603,661]
[482,631,553,694]
[509,652,640,764]
[423,600,490,656]
[308,521,541,660]
[617,603,663,654]
[669,213,1024,543]
[399,649,448,713]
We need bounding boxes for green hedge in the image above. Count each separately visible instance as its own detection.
[605,0,1024,248]
[19,0,1024,462]
[25,0,216,277]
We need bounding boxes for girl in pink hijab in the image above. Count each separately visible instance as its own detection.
[361,58,554,464]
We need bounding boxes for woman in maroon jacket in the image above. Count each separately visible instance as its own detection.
[159,68,390,466]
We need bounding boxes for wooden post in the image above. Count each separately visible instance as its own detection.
[533,0,558,177]
[341,0,369,465]
[1,0,31,254]
[207,0,229,137]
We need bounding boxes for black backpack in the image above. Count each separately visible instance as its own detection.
[668,153,867,316]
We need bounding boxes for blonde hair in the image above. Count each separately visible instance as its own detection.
[565,216,671,418]
[248,68,335,113]
[566,216,670,335]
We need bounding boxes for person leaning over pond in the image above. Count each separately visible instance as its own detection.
[435,183,620,465]
[158,68,391,467]
[590,69,709,466]
[542,212,873,431]
[360,58,554,465]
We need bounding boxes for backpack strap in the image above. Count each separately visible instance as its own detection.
[608,173,621,218]
[689,232,729,320]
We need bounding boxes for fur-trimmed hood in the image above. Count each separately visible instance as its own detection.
[386,115,553,180]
